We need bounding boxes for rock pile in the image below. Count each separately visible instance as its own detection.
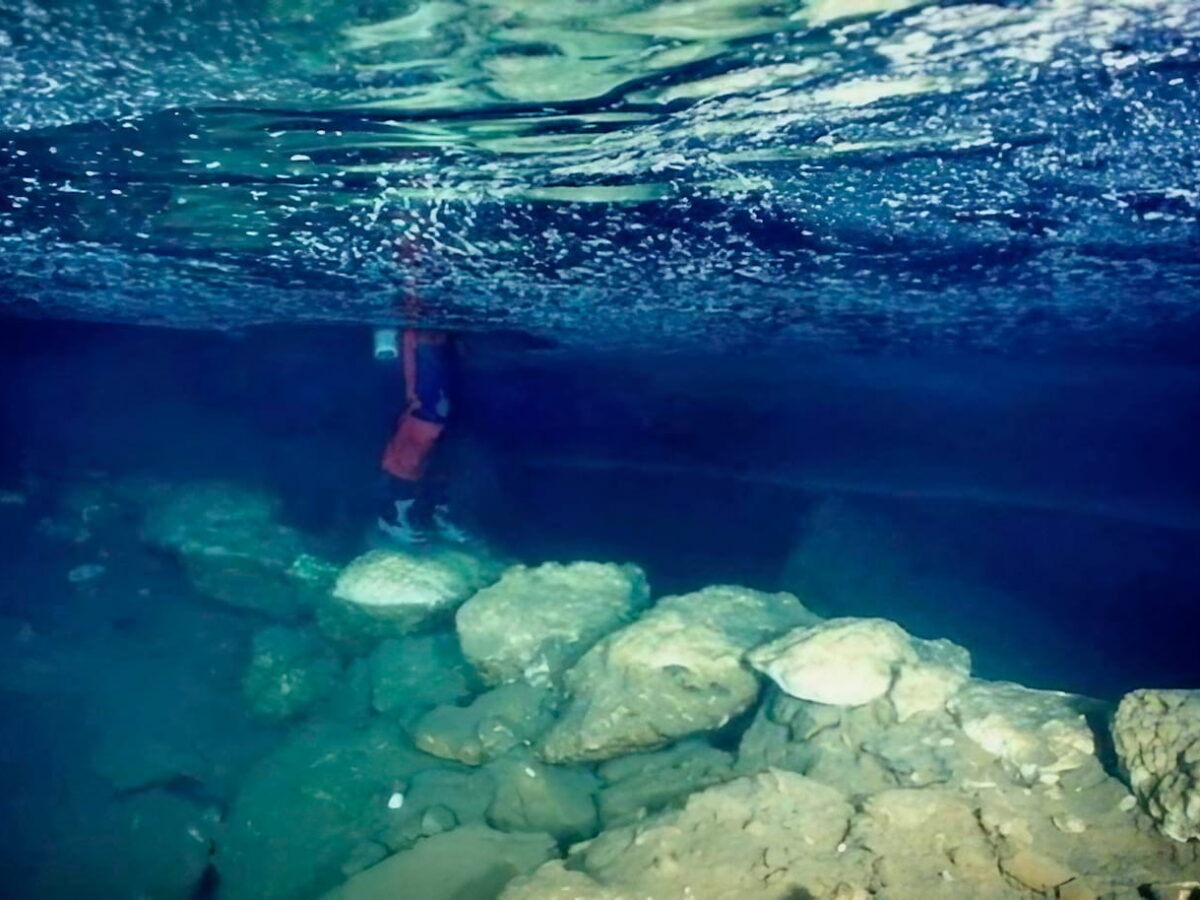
[116,480,1200,900]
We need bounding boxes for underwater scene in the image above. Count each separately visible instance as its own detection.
[3,0,1200,898]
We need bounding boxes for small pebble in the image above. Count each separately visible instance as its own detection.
[387,792,404,810]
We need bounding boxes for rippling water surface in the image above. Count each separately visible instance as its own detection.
[2,0,1199,351]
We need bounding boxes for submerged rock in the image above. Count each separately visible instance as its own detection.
[1112,689,1200,843]
[141,482,314,620]
[597,738,735,826]
[381,766,496,852]
[456,561,649,687]
[326,548,499,639]
[948,680,1101,786]
[502,770,859,900]
[414,683,557,766]
[323,825,556,900]
[539,585,813,763]
[485,749,600,842]
[215,722,449,900]
[368,632,474,723]
[747,617,970,719]
[241,625,342,721]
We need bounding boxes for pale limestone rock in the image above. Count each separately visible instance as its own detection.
[538,612,757,763]
[949,681,1100,786]
[455,561,649,687]
[536,585,817,763]
[331,548,491,633]
[849,789,1016,899]
[747,617,968,717]
[1112,689,1200,843]
[650,584,821,648]
[502,770,858,900]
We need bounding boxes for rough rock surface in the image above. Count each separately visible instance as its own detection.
[1113,689,1200,842]
[323,825,556,900]
[242,625,342,721]
[415,683,557,766]
[368,632,473,724]
[456,561,649,687]
[949,680,1102,786]
[505,753,1200,900]
[329,548,498,637]
[141,482,313,620]
[485,750,601,842]
[503,770,862,899]
[747,617,970,719]
[539,586,814,763]
[597,738,735,826]
[723,679,1200,898]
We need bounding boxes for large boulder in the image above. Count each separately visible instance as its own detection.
[323,825,556,900]
[948,680,1102,786]
[141,482,314,620]
[747,617,969,719]
[414,683,557,766]
[456,561,649,688]
[327,548,499,639]
[1112,689,1200,842]
[538,586,815,763]
[242,625,342,721]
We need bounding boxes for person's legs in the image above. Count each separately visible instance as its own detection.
[378,330,454,542]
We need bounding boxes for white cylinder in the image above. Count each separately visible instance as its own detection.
[373,327,399,361]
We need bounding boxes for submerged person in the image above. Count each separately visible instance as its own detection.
[376,328,473,545]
